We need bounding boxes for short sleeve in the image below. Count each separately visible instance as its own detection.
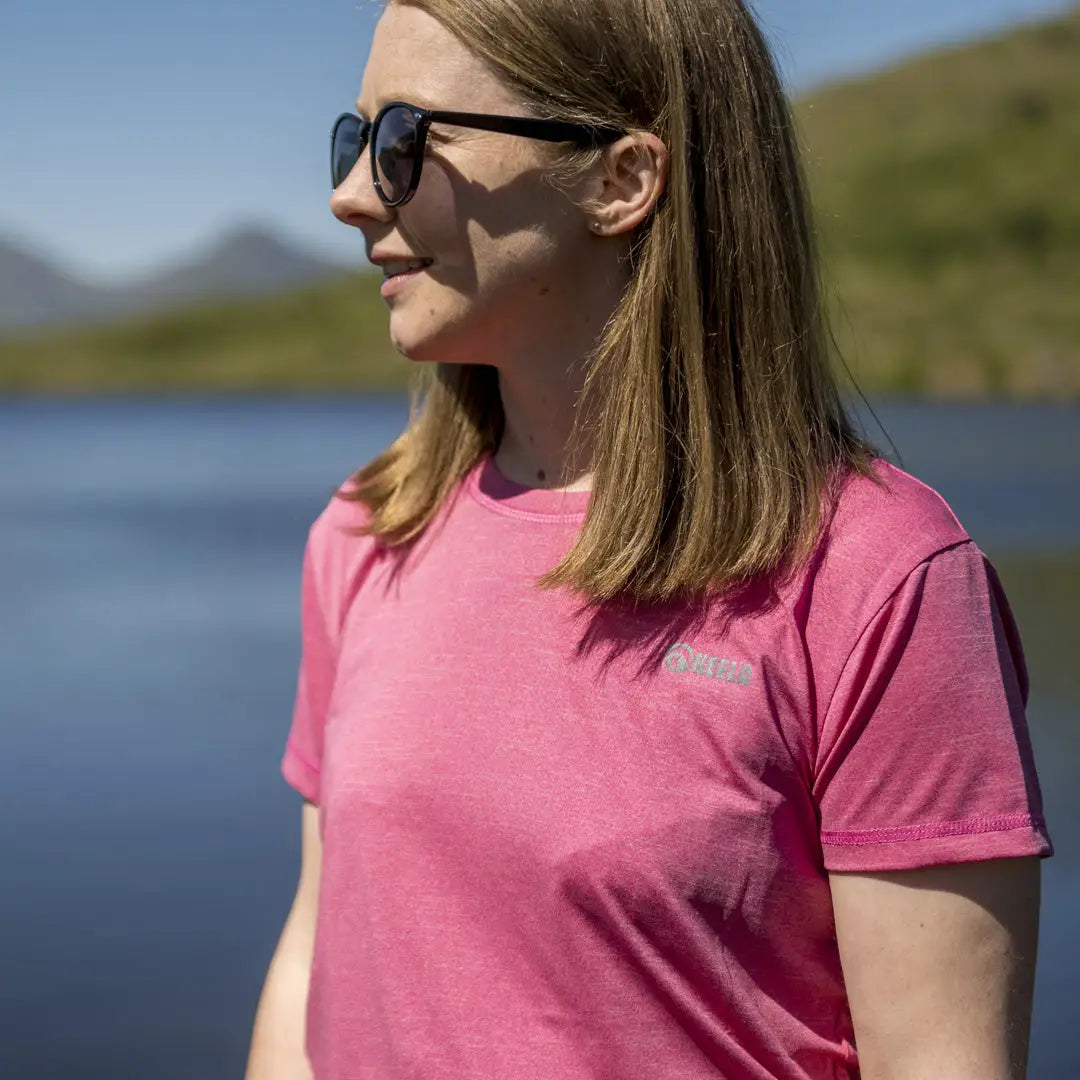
[280,523,338,803]
[813,540,1054,871]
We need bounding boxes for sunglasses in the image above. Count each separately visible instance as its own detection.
[331,100,626,207]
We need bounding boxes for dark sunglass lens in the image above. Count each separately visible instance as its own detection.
[331,115,365,188]
[374,105,418,203]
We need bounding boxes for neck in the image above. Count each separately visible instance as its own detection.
[491,243,629,492]
[494,367,594,491]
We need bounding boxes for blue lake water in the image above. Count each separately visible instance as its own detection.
[1,396,1077,1078]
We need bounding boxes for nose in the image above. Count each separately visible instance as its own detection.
[330,145,392,230]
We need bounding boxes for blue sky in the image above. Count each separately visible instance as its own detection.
[3,0,1075,283]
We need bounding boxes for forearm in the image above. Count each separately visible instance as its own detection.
[245,930,315,1080]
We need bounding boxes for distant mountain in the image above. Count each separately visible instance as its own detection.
[0,224,351,336]
[0,238,109,331]
[127,225,352,306]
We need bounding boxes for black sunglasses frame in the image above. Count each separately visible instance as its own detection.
[332,100,627,207]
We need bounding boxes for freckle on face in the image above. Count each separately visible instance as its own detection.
[539,286,551,296]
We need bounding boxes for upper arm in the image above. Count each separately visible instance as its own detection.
[283,799,323,957]
[828,856,1041,1080]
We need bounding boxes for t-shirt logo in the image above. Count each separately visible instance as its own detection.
[663,642,753,685]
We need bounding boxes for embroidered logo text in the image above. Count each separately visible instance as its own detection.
[663,642,753,685]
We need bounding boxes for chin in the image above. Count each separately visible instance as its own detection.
[387,316,441,364]
[387,306,478,366]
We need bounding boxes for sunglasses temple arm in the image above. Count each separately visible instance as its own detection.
[427,109,617,145]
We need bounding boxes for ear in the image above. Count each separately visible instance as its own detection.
[590,132,669,236]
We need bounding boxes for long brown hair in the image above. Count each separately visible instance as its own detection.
[340,0,879,604]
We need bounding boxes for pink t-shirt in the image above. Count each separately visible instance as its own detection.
[281,452,1053,1080]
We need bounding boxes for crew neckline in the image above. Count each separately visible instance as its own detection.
[468,451,590,521]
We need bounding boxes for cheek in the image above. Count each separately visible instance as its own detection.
[399,168,463,262]
[385,153,585,353]
[405,148,571,280]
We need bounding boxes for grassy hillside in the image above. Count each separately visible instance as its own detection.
[795,6,1080,397]
[3,7,1078,396]
[0,273,403,392]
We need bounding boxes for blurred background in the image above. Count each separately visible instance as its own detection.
[1,1,1077,1076]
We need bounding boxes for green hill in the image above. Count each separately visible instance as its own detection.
[3,7,1078,396]
[796,6,1080,397]
[0,273,405,393]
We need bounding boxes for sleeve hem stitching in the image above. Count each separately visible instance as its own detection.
[822,813,1046,846]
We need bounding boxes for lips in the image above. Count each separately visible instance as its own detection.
[383,259,434,278]
[379,261,432,298]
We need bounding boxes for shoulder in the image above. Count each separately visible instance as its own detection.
[309,475,376,541]
[827,458,969,567]
[798,458,975,626]
[303,478,384,638]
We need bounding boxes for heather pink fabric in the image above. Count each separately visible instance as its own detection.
[281,453,1053,1080]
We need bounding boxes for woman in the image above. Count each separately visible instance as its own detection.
[246,1,1054,1077]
